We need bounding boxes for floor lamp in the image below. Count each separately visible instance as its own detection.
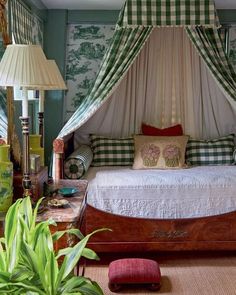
[0,44,56,197]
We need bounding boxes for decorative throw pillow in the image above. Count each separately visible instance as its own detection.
[133,135,189,169]
[90,135,134,166]
[186,134,235,166]
[142,123,183,136]
[64,145,93,179]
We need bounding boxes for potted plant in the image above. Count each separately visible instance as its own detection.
[0,197,107,294]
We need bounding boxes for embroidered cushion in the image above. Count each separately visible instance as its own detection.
[90,135,134,166]
[64,145,93,179]
[133,135,189,169]
[186,134,235,166]
[142,123,183,136]
[108,258,161,292]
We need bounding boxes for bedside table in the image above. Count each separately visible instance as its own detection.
[37,179,88,251]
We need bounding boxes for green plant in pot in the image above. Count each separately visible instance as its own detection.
[0,197,107,294]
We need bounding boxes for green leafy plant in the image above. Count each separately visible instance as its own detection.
[0,197,108,295]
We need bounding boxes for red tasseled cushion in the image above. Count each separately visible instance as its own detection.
[142,123,183,136]
[108,258,161,285]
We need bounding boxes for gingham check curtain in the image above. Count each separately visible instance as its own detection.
[58,0,234,140]
[119,0,220,28]
[59,26,152,138]
[186,27,236,103]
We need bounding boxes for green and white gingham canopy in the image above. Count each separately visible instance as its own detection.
[118,0,220,28]
[57,0,235,142]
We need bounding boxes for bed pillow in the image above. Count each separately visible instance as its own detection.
[142,123,183,136]
[90,135,134,166]
[64,144,93,179]
[186,134,235,166]
[133,135,189,169]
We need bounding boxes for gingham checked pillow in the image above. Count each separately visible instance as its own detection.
[186,134,235,166]
[90,135,134,166]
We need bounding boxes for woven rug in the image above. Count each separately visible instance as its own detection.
[84,253,236,295]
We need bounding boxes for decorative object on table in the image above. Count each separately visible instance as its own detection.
[58,187,78,197]
[0,196,106,294]
[30,154,41,174]
[13,166,48,203]
[29,134,44,166]
[0,144,13,212]
[47,198,69,208]
[108,258,161,292]
[0,44,63,197]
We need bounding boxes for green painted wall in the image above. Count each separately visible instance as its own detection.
[218,10,236,24]
[43,10,67,165]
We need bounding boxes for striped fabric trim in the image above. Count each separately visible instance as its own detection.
[90,135,134,166]
[64,145,93,179]
[0,88,7,139]
[10,0,33,44]
[186,134,235,166]
[119,0,220,28]
[186,27,236,103]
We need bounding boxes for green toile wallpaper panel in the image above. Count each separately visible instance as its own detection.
[229,27,236,70]
[64,24,115,121]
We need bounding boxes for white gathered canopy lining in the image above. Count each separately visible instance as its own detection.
[74,27,236,147]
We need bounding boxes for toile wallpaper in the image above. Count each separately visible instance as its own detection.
[64,24,115,122]
[229,27,236,71]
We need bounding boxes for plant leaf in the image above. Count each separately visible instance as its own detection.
[56,228,108,288]
[81,248,100,261]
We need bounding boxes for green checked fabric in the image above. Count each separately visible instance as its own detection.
[186,134,235,166]
[58,25,152,138]
[118,0,220,28]
[64,145,93,179]
[90,135,134,166]
[186,27,236,104]
[56,0,235,149]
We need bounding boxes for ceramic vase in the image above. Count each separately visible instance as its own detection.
[29,134,44,166]
[0,145,13,212]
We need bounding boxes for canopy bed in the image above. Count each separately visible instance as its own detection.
[53,0,236,252]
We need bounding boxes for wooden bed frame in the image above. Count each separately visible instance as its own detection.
[80,204,236,253]
[54,138,236,253]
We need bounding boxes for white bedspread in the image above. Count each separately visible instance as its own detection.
[84,166,236,219]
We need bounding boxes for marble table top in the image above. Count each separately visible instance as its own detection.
[37,179,88,223]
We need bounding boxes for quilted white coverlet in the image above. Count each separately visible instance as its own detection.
[85,166,236,219]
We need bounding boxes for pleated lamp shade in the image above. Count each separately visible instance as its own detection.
[0,44,54,88]
[46,60,67,90]
[25,60,67,91]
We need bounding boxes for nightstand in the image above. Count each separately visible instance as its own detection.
[37,179,88,251]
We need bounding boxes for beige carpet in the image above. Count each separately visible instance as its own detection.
[84,253,236,295]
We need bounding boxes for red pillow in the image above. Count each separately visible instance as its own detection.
[142,123,183,136]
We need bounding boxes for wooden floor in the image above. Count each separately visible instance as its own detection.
[83,251,236,295]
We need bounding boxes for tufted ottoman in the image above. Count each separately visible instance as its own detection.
[108,258,161,292]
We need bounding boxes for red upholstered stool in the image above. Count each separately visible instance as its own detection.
[108,258,161,292]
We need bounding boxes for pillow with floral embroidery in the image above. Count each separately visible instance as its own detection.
[133,135,189,169]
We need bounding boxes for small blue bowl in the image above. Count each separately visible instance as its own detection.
[58,187,78,197]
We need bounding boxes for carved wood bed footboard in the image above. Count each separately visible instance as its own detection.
[81,204,236,253]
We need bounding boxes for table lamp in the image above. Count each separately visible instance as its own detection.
[35,60,67,147]
[0,44,56,197]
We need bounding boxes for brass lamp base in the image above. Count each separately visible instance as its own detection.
[20,117,32,197]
